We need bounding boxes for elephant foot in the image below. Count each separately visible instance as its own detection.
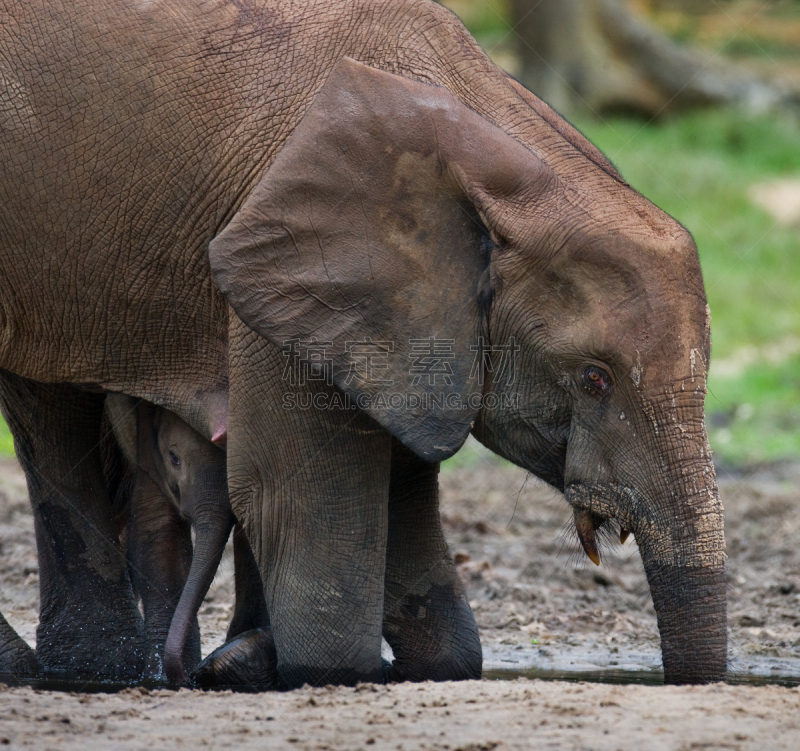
[36,634,145,682]
[384,581,483,683]
[385,646,482,683]
[142,647,166,683]
[0,614,39,678]
[191,628,279,691]
[35,595,146,681]
[384,603,483,683]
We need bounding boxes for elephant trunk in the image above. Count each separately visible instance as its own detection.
[645,561,726,684]
[164,493,234,686]
[566,416,726,684]
[637,432,727,684]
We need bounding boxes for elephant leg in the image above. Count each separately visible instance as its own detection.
[0,371,144,678]
[226,522,269,640]
[227,323,392,689]
[383,440,482,682]
[127,469,198,679]
[0,611,39,676]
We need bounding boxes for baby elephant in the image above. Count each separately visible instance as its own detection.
[106,394,266,686]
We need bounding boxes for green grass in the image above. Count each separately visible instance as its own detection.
[703,352,800,465]
[574,109,800,464]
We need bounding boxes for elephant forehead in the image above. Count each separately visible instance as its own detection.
[506,247,706,372]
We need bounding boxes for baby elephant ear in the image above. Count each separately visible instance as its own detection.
[105,393,161,480]
[210,58,530,461]
[135,400,162,483]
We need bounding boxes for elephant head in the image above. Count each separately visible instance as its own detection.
[209,58,725,685]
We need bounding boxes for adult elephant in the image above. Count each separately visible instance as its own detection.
[0,0,725,686]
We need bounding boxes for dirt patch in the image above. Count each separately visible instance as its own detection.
[1,679,799,750]
[1,449,800,747]
[0,459,38,648]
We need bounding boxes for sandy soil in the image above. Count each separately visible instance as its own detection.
[1,679,798,750]
[1,446,799,748]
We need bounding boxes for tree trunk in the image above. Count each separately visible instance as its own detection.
[509,0,800,116]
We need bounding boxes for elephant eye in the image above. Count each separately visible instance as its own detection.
[169,449,181,467]
[583,366,611,396]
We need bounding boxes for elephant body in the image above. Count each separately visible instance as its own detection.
[0,0,725,686]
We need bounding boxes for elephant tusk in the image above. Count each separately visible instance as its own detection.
[619,528,631,545]
[573,508,601,566]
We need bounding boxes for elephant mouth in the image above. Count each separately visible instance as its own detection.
[564,483,647,567]
[572,507,631,566]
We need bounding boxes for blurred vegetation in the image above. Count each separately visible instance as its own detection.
[635,0,800,65]
[0,421,12,456]
[443,0,800,69]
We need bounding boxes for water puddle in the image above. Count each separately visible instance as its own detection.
[483,667,800,688]
[481,643,800,688]
[0,674,168,694]
[2,666,799,694]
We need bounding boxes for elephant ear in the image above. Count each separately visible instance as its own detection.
[210,58,547,461]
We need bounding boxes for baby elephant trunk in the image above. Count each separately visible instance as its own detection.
[164,490,235,686]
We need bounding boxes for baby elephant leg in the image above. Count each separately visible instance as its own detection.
[127,469,198,680]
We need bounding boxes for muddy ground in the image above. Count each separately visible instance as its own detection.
[1,444,799,749]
